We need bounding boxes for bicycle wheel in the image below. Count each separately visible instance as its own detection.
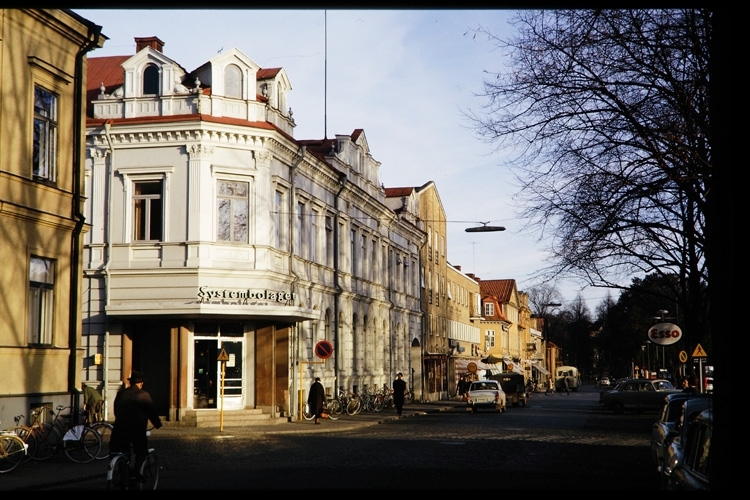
[346,396,361,415]
[63,426,101,463]
[107,454,130,490]
[0,434,26,473]
[7,426,37,462]
[138,450,159,490]
[90,421,113,459]
[34,423,58,461]
[326,400,340,420]
[373,394,384,412]
[404,391,413,404]
[302,403,315,421]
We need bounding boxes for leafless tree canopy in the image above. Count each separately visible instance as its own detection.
[468,9,711,323]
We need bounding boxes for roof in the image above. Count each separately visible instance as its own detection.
[479,279,516,303]
[384,187,415,197]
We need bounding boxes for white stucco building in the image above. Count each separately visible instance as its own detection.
[82,37,424,425]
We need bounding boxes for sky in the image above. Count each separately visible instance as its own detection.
[74,8,612,313]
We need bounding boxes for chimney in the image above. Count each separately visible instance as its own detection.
[134,36,165,54]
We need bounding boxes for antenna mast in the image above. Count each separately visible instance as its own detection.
[324,10,328,139]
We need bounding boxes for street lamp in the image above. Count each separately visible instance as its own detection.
[465,222,506,233]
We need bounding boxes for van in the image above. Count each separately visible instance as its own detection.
[555,366,580,392]
[489,372,528,407]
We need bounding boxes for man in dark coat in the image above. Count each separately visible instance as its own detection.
[308,377,326,424]
[109,370,162,472]
[393,372,407,416]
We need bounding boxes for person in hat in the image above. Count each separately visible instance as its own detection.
[81,381,103,423]
[109,370,162,476]
[392,372,407,416]
[307,377,326,424]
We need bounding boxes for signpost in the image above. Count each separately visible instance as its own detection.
[297,341,332,421]
[691,343,708,393]
[217,347,230,431]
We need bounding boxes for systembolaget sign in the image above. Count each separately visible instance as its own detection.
[197,286,297,305]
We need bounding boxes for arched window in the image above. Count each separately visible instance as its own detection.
[143,64,159,95]
[224,64,242,98]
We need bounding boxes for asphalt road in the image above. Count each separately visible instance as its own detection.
[4,383,661,490]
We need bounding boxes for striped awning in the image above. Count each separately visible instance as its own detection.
[454,358,501,376]
[531,361,550,375]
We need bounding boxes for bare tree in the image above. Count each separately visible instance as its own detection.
[467,9,711,344]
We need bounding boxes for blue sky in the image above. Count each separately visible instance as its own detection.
[75,8,610,312]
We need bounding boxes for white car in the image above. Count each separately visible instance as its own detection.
[465,380,507,413]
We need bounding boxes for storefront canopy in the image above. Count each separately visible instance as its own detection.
[455,358,501,377]
[531,361,550,375]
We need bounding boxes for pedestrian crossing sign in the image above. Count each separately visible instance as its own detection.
[691,344,707,358]
[217,348,230,362]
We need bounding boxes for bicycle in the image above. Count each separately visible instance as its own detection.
[0,423,27,473]
[106,427,160,490]
[7,406,55,461]
[302,396,340,421]
[25,405,102,463]
[89,420,114,460]
[7,414,38,462]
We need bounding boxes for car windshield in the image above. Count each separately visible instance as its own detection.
[472,382,493,391]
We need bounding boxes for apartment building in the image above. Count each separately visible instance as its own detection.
[82,37,424,424]
[0,9,104,422]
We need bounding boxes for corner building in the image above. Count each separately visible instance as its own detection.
[82,37,424,424]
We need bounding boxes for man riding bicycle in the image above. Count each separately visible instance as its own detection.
[109,370,162,477]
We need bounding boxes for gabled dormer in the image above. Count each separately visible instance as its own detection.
[191,48,260,101]
[121,36,189,99]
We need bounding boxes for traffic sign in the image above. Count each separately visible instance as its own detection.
[679,350,688,363]
[467,362,477,373]
[314,340,334,359]
[217,348,229,362]
[691,343,707,358]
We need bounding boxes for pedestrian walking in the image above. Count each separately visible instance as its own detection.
[307,377,326,424]
[563,375,571,395]
[393,372,407,416]
[81,381,104,423]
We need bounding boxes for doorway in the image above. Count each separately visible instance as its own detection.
[193,322,245,410]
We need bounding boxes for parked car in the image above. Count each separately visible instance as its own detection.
[661,398,714,489]
[664,408,712,490]
[651,393,712,474]
[596,376,612,388]
[489,372,528,407]
[599,378,681,414]
[465,379,507,413]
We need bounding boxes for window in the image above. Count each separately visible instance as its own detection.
[217,180,248,243]
[311,210,318,263]
[484,302,494,317]
[133,180,163,241]
[297,202,305,257]
[224,64,242,98]
[350,229,357,275]
[33,85,58,182]
[324,215,333,267]
[274,191,283,248]
[143,64,159,95]
[485,330,495,349]
[28,256,55,345]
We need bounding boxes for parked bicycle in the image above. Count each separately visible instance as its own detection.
[89,420,114,460]
[14,405,102,463]
[106,427,159,490]
[302,395,340,421]
[0,423,27,474]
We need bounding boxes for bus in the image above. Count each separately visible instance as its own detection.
[555,366,580,392]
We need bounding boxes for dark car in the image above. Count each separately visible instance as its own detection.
[662,398,714,489]
[664,408,713,490]
[651,393,712,474]
[489,372,528,407]
[599,378,681,414]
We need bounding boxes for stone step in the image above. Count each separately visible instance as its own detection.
[163,408,287,428]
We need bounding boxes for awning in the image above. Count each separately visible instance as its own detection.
[531,362,550,375]
[455,358,501,376]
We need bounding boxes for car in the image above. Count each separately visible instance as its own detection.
[465,379,507,413]
[651,393,712,474]
[489,372,528,407]
[661,398,714,489]
[664,408,712,490]
[596,376,612,388]
[599,378,681,414]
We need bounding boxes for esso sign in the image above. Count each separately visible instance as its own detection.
[648,322,682,345]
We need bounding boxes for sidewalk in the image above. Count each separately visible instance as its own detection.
[3,400,461,490]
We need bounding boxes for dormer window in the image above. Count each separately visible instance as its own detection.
[143,64,159,95]
[224,64,242,99]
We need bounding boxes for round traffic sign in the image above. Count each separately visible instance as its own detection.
[679,350,688,363]
[314,340,334,359]
[467,362,477,373]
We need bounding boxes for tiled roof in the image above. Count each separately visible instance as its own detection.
[480,279,516,303]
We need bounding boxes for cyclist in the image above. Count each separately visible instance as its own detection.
[109,370,162,478]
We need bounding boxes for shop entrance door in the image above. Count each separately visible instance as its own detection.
[193,335,244,410]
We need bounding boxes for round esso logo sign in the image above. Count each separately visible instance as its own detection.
[648,322,682,346]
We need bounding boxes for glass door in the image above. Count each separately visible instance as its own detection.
[193,322,245,410]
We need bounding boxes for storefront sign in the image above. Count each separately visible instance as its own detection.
[197,286,297,305]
